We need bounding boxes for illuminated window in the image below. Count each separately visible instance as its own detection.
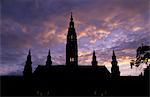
[70,58,74,62]
[72,58,74,61]
[71,35,73,39]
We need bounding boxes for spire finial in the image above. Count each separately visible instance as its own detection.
[46,49,52,66]
[92,49,97,66]
[48,49,50,55]
[113,50,115,56]
[71,12,73,21]
[93,50,95,54]
[29,49,31,55]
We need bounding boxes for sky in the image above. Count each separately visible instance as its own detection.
[0,0,150,76]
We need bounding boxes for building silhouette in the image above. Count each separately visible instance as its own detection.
[66,12,78,66]
[31,13,110,78]
[91,50,98,66]
[46,50,52,67]
[23,49,32,77]
[1,13,149,96]
[111,50,120,77]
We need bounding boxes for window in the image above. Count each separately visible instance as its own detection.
[71,25,73,28]
[72,58,74,61]
[70,58,74,62]
[71,35,73,39]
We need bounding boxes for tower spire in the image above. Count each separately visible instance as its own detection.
[46,49,52,67]
[112,50,117,62]
[91,50,98,66]
[29,49,31,55]
[48,49,50,55]
[111,50,120,77]
[113,50,115,56]
[66,12,78,66]
[23,49,32,77]
[71,12,73,21]
[69,12,74,28]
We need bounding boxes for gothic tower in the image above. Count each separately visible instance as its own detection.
[91,50,98,66]
[46,50,52,67]
[111,50,120,77]
[66,12,78,66]
[23,49,32,77]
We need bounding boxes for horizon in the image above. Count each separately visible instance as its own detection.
[1,0,150,76]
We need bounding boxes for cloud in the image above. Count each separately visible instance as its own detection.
[36,30,55,45]
[132,26,143,32]
[1,0,150,76]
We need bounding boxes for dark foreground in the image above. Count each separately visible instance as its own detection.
[1,75,149,96]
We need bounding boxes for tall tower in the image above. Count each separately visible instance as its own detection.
[46,50,52,67]
[111,50,120,77]
[23,49,32,77]
[91,50,98,66]
[66,12,78,66]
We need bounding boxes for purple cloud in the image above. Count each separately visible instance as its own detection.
[0,0,149,75]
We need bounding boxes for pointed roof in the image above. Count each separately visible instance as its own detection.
[92,50,96,59]
[46,49,52,66]
[112,50,117,62]
[93,50,95,55]
[70,12,73,21]
[69,12,75,29]
[48,49,51,56]
[113,50,115,56]
[92,50,97,64]
[26,49,32,64]
[29,49,31,55]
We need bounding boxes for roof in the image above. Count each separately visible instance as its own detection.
[33,65,111,79]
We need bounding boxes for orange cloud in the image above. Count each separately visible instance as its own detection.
[57,34,66,43]
[97,29,109,34]
[56,29,68,43]
[118,56,134,66]
[78,31,87,39]
[132,26,142,32]
[36,30,55,44]
[96,29,110,37]
[78,50,92,65]
[89,28,110,44]
[89,39,97,44]
[78,51,91,57]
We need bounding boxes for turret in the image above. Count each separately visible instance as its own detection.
[23,49,32,77]
[66,12,78,66]
[46,50,52,67]
[111,50,120,77]
[91,50,98,66]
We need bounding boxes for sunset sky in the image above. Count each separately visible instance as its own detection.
[1,0,150,75]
